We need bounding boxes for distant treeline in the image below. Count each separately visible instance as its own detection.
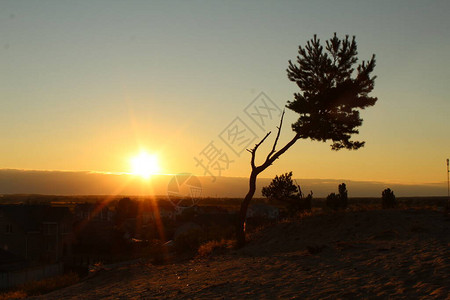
[0,194,447,208]
[0,194,266,208]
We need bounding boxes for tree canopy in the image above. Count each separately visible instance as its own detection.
[286,33,377,150]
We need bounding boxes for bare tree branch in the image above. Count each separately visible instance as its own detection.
[248,131,271,169]
[266,109,285,162]
[263,132,301,168]
[253,131,271,151]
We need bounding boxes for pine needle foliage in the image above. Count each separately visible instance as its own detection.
[286,33,377,150]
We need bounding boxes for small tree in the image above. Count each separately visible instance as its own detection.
[326,193,340,211]
[303,191,313,212]
[237,33,377,247]
[262,172,311,215]
[262,172,298,202]
[325,183,348,210]
[382,188,397,209]
[338,183,348,209]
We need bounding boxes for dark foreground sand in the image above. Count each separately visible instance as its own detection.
[34,209,450,299]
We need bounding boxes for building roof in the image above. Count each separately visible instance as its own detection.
[0,205,72,232]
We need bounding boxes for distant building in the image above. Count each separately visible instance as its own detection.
[140,201,176,223]
[0,205,73,263]
[73,202,115,252]
[74,202,114,223]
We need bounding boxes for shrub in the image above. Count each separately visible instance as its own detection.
[326,183,348,210]
[338,183,348,209]
[302,193,313,211]
[262,172,312,215]
[262,172,298,202]
[326,193,341,211]
[289,193,312,213]
[382,188,397,208]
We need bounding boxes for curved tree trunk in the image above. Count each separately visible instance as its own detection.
[236,109,300,248]
[236,170,258,248]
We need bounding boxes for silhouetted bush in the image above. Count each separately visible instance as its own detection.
[326,183,348,210]
[338,183,348,209]
[302,192,313,211]
[290,191,313,213]
[382,188,397,209]
[326,193,341,211]
[262,172,312,215]
[262,172,298,203]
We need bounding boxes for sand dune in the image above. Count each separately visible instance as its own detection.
[34,209,450,299]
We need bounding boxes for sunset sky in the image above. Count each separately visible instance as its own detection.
[1,0,449,192]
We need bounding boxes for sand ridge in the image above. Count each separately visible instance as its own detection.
[33,209,450,299]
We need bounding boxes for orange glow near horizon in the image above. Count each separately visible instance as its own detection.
[130,151,161,179]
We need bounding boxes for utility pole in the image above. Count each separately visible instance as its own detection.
[447,158,449,210]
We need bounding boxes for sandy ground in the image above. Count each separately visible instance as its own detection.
[33,209,450,299]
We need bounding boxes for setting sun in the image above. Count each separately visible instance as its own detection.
[130,151,160,178]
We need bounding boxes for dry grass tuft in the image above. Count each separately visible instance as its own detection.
[0,290,27,300]
[22,272,79,296]
[197,239,235,257]
[0,272,79,299]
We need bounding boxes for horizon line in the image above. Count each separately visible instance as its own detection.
[0,168,446,186]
